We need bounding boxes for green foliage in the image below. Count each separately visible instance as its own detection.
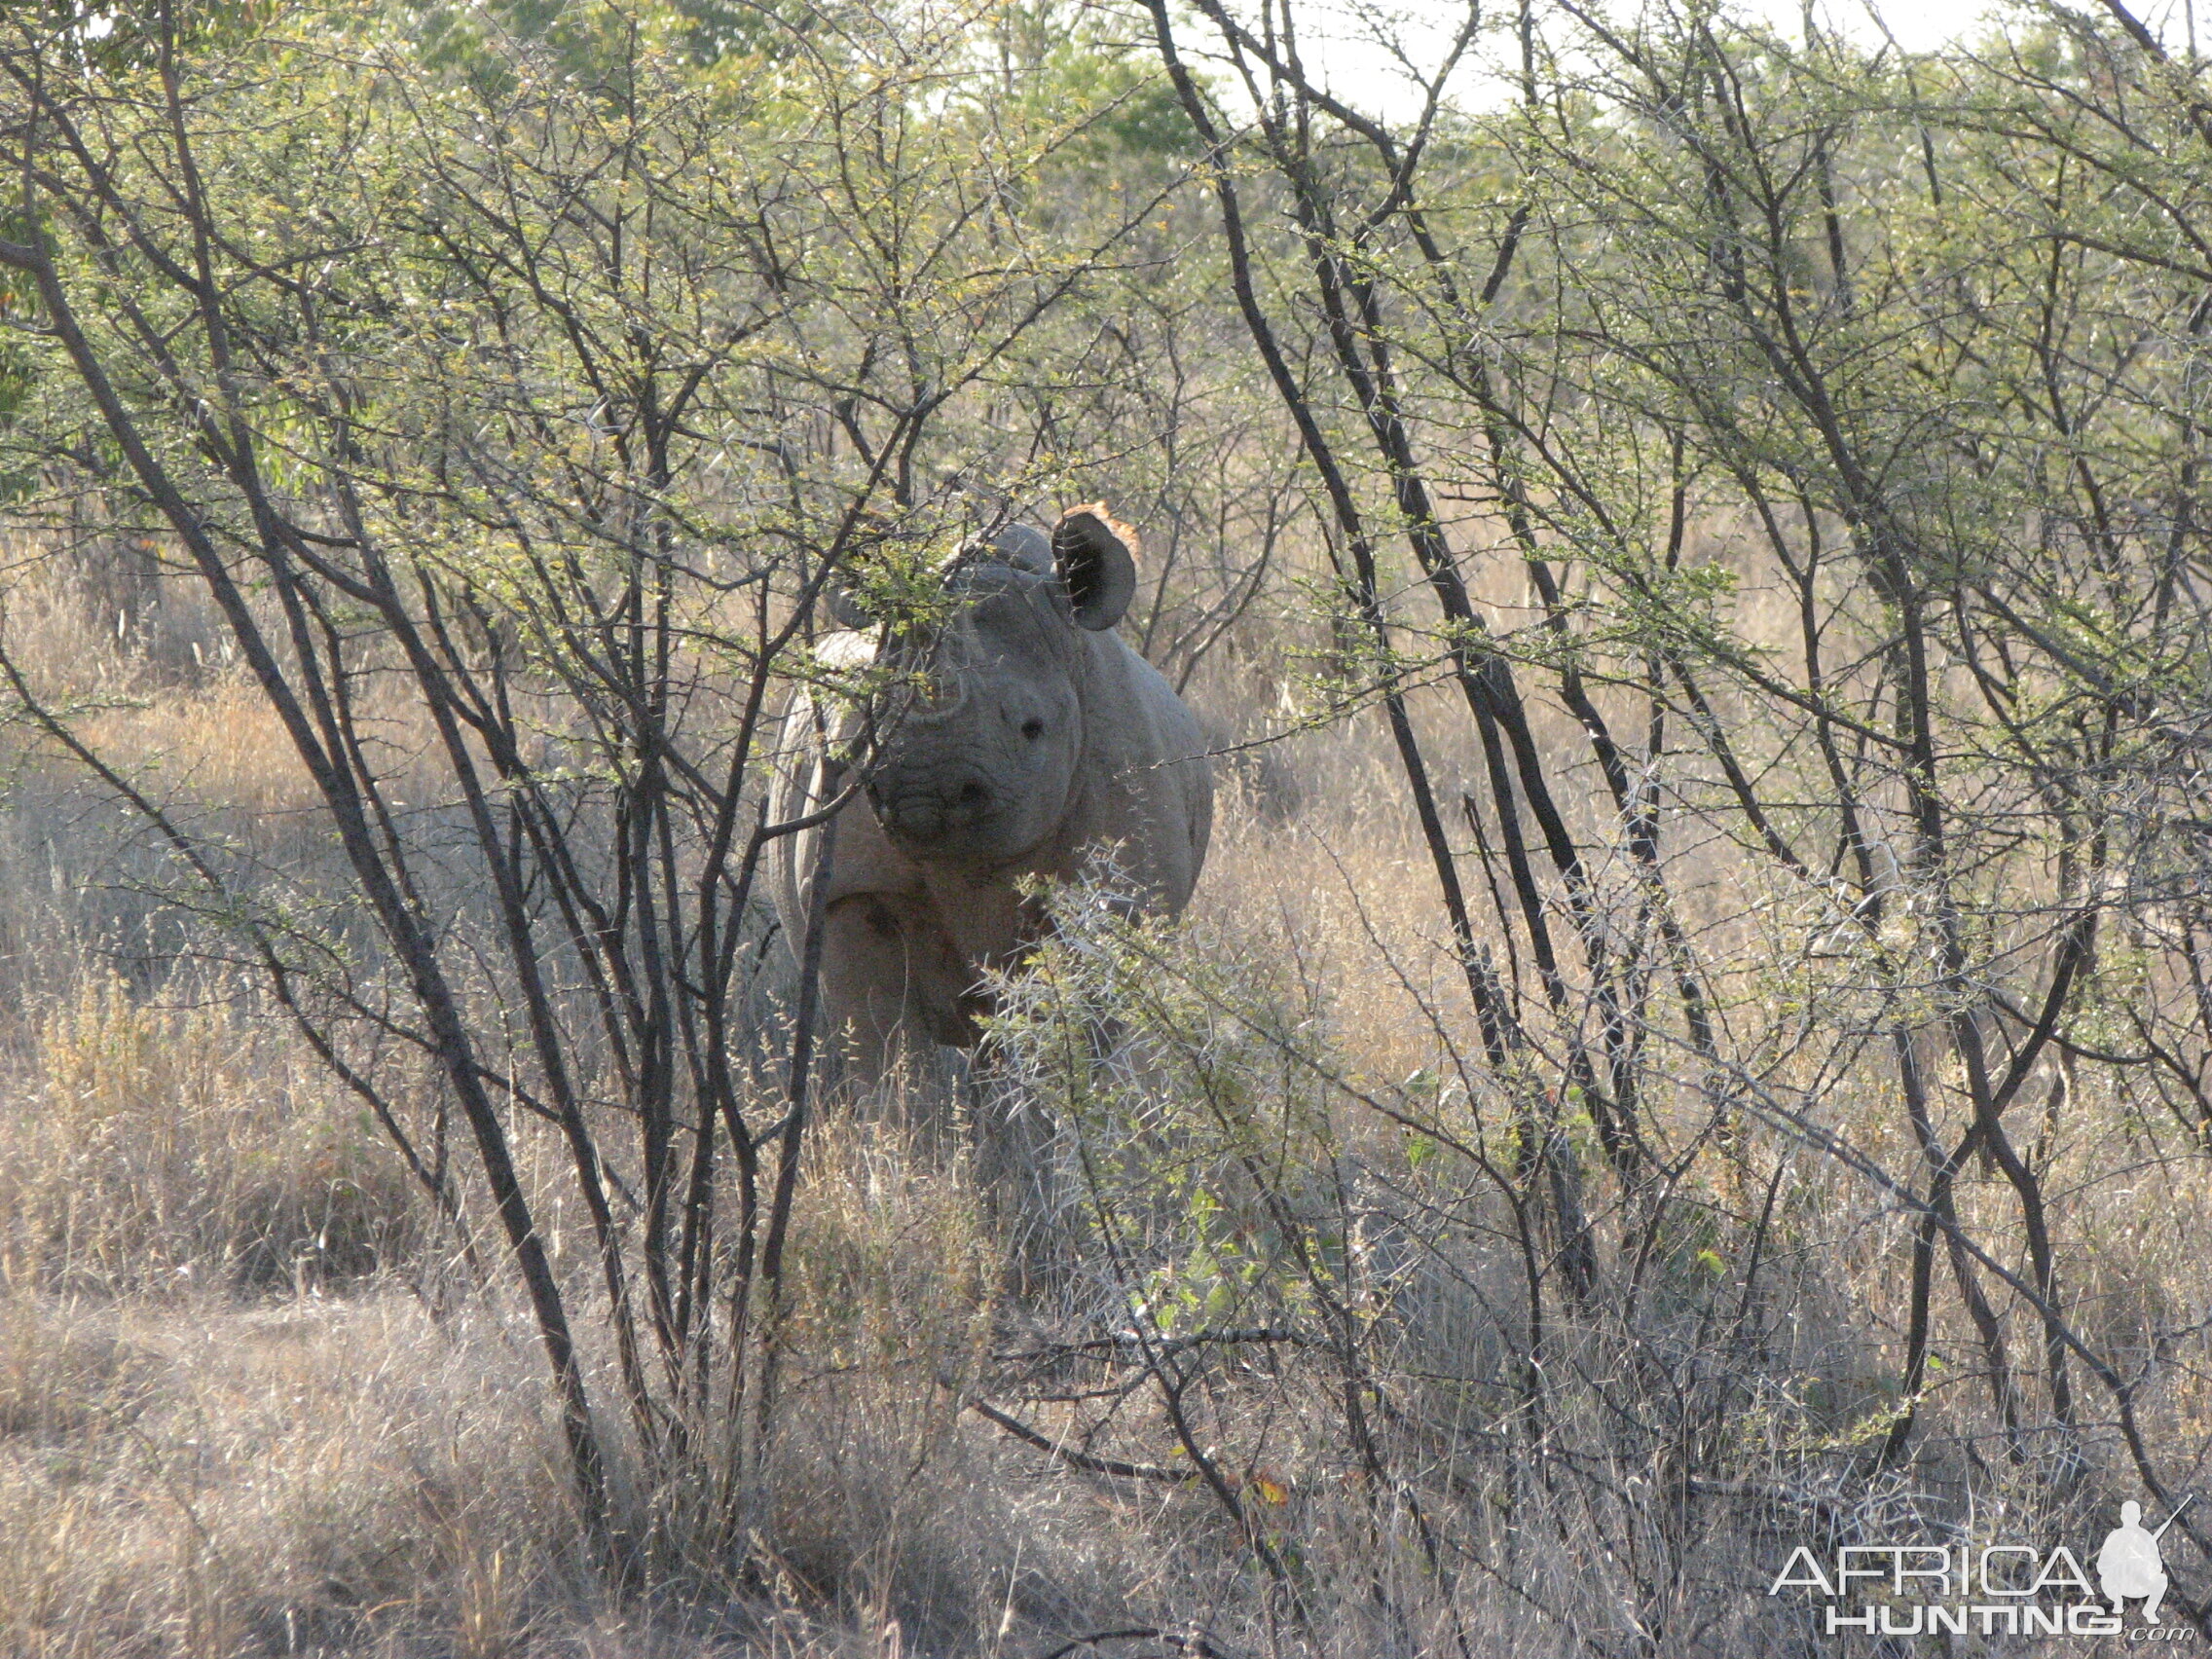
[8,0,2212,1637]
[988,874,1366,1346]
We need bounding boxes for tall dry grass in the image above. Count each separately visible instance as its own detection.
[0,975,424,1299]
[0,549,2208,1657]
[1,706,2205,1655]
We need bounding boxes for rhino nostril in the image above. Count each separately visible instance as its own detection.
[1020,718,1044,740]
[957,781,987,807]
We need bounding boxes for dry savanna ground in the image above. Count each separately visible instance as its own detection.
[0,536,2208,1659]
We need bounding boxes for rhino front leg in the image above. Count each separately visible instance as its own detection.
[816,896,921,1090]
[816,894,981,1093]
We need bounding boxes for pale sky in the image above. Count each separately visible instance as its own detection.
[1275,0,2202,121]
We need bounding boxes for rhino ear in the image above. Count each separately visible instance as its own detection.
[1051,504,1138,631]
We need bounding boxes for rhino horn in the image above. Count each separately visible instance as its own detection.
[988,522,1053,570]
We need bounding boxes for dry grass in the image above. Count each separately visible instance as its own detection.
[0,1103,1201,1658]
[0,1290,587,1659]
[0,559,2206,1657]
[0,976,425,1299]
[73,682,324,827]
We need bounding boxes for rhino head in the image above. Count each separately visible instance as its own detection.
[840,505,1138,869]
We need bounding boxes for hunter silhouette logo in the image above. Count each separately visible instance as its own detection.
[1770,1495,2198,1639]
[2100,1497,2190,1624]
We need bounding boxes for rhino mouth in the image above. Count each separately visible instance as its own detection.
[868,773,1003,852]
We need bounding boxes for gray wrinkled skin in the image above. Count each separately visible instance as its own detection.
[769,517,1213,1086]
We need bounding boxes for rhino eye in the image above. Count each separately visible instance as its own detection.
[1020,718,1045,741]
